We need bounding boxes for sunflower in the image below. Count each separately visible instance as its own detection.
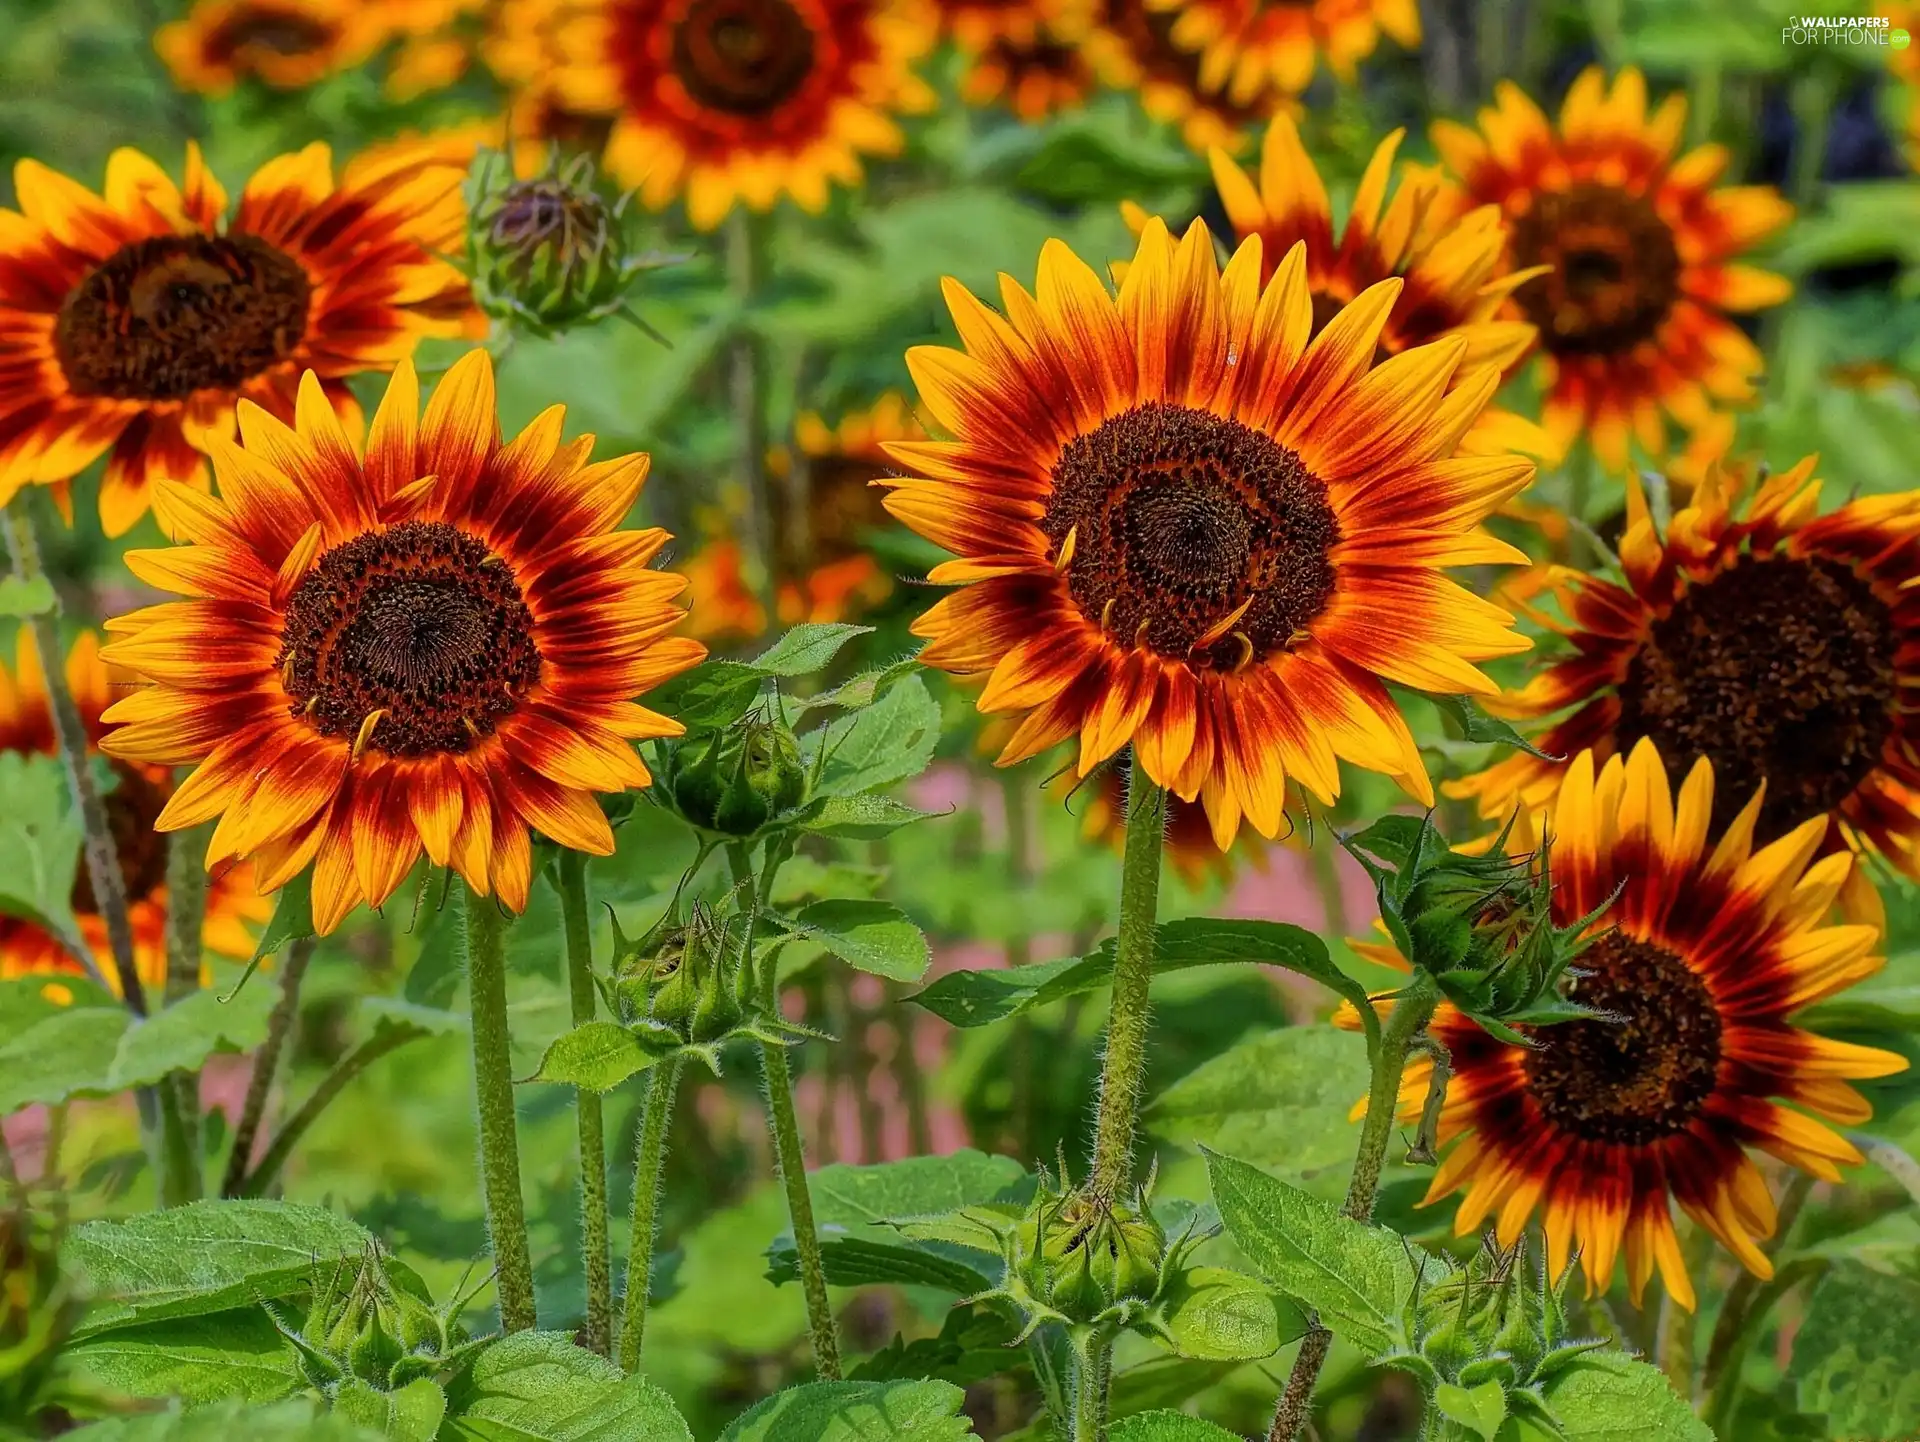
[540,0,936,229]
[155,0,390,94]
[1141,0,1419,102]
[0,143,472,537]
[1083,0,1279,154]
[0,630,268,994]
[958,31,1097,121]
[1434,68,1793,470]
[883,217,1535,848]
[1453,460,1920,925]
[1344,740,1906,1308]
[1127,115,1537,377]
[97,352,705,936]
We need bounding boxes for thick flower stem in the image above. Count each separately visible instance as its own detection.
[558,849,613,1358]
[733,841,842,1380]
[1070,1334,1114,1442]
[1268,972,1440,1442]
[160,819,213,1205]
[2,493,145,1014]
[617,1057,682,1372]
[1087,772,1167,1200]
[465,887,536,1333]
[221,938,313,1197]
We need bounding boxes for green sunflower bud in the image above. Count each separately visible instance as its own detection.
[468,151,637,336]
[1010,1187,1167,1324]
[658,708,809,838]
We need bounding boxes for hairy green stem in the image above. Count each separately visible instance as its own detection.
[1070,1335,1113,1442]
[735,841,842,1379]
[558,850,613,1357]
[466,887,536,1333]
[617,1058,683,1371]
[160,818,213,1204]
[1087,772,1167,1199]
[221,939,313,1197]
[1269,973,1440,1442]
[1002,771,1038,1161]
[3,494,145,1013]
[240,1024,421,1198]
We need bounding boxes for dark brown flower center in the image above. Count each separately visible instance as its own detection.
[1042,403,1339,670]
[279,521,543,759]
[1509,183,1680,356]
[212,9,334,57]
[71,762,172,915]
[1101,0,1262,124]
[670,0,817,115]
[55,234,312,402]
[1616,555,1897,842]
[1523,932,1722,1147]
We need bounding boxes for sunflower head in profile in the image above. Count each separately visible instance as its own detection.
[542,0,936,229]
[1083,0,1279,154]
[0,143,472,537]
[155,0,390,94]
[1435,67,1793,470]
[0,631,269,994]
[1346,740,1906,1308]
[1138,0,1420,102]
[1452,460,1920,926]
[883,217,1535,848]
[98,352,705,936]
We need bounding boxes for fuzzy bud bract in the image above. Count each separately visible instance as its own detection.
[657,707,810,839]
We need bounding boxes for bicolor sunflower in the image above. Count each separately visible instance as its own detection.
[1142,0,1418,101]
[0,631,268,994]
[1344,740,1906,1308]
[1083,0,1277,154]
[0,142,472,536]
[1434,67,1793,469]
[958,31,1097,121]
[155,0,390,94]
[97,352,705,935]
[540,0,936,229]
[1452,461,1920,926]
[1128,115,1537,375]
[883,217,1535,847]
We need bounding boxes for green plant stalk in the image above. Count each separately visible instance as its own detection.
[558,849,613,1358]
[1002,770,1038,1160]
[617,1057,683,1372]
[1268,972,1441,1442]
[1701,1171,1817,1426]
[239,1024,421,1198]
[160,817,213,1205]
[734,840,842,1380]
[1070,1334,1113,1442]
[465,886,536,1333]
[1087,772,1167,1199]
[1702,1256,1828,1438]
[2,494,146,1012]
[220,937,313,1197]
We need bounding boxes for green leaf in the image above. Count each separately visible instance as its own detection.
[751,623,874,676]
[64,1309,302,1403]
[57,1399,383,1442]
[0,1006,130,1114]
[1433,1378,1507,1441]
[766,1234,994,1294]
[109,983,279,1089]
[913,919,1378,1054]
[1005,124,1205,205]
[1157,1266,1286,1362]
[1150,1027,1371,1195]
[0,572,56,617]
[0,750,83,939]
[0,973,113,1044]
[810,673,940,798]
[848,1304,1024,1386]
[248,873,315,967]
[781,898,932,982]
[1791,1261,1920,1439]
[1203,1150,1417,1357]
[1108,1414,1245,1442]
[64,1200,375,1337]
[807,1150,1030,1222]
[717,1379,975,1441]
[1423,694,1555,760]
[335,1378,447,1442]
[647,625,875,731]
[523,1020,676,1091]
[1537,1352,1711,1441]
[798,793,939,839]
[441,1332,693,1442]
[792,657,921,715]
